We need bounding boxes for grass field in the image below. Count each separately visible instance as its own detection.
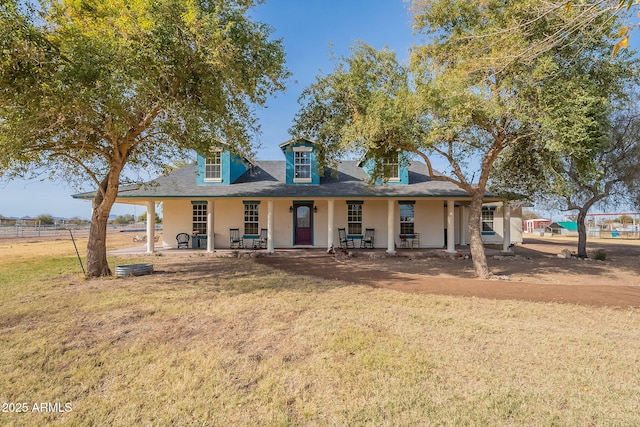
[1,235,639,426]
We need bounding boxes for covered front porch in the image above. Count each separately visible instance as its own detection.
[131,198,518,256]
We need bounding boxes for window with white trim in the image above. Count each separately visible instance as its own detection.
[205,151,222,181]
[482,208,495,234]
[192,203,207,235]
[347,202,363,235]
[244,202,259,235]
[294,149,311,182]
[383,153,399,181]
[399,202,415,234]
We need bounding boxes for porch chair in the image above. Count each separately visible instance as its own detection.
[338,228,354,249]
[253,228,268,249]
[176,233,190,249]
[229,228,244,249]
[362,228,375,249]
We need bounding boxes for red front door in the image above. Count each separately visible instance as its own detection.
[294,202,313,245]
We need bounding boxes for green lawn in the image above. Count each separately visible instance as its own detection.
[1,252,639,426]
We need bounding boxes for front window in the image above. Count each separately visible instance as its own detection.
[244,203,259,235]
[294,151,311,181]
[482,208,495,234]
[347,202,363,235]
[400,203,414,234]
[192,203,207,235]
[383,153,399,181]
[205,151,222,181]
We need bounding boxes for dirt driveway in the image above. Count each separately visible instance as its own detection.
[255,236,640,308]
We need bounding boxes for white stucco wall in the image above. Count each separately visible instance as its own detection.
[161,199,194,248]
[416,200,445,248]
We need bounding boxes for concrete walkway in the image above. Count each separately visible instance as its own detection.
[108,244,502,258]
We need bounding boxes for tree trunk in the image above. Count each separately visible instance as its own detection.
[86,202,112,277]
[468,193,490,279]
[576,208,588,258]
[85,162,125,278]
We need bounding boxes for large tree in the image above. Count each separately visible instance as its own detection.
[493,101,640,258]
[0,0,288,277]
[292,0,634,278]
[490,13,640,258]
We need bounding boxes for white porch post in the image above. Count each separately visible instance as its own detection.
[207,199,214,253]
[267,199,274,253]
[387,199,395,254]
[146,201,155,254]
[327,199,335,252]
[447,199,456,253]
[459,205,467,246]
[502,201,512,253]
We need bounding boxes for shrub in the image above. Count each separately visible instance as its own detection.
[592,249,607,261]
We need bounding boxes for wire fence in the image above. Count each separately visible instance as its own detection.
[587,229,640,240]
[0,223,155,240]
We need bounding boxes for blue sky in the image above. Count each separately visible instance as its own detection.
[0,0,415,219]
[0,1,637,219]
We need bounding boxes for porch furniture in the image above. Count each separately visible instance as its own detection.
[399,233,420,249]
[252,228,268,249]
[176,233,190,249]
[361,228,375,248]
[229,228,244,249]
[338,228,354,249]
[192,234,207,249]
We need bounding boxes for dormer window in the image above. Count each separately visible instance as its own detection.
[205,151,222,182]
[294,147,312,182]
[279,138,319,185]
[383,153,400,181]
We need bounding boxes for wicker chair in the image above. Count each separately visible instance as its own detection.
[176,233,190,249]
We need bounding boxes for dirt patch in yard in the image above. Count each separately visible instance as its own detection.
[255,236,640,308]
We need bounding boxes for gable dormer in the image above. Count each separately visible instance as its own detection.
[279,138,320,185]
[196,147,251,185]
[358,150,409,185]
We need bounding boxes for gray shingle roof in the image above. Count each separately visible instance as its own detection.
[73,161,496,200]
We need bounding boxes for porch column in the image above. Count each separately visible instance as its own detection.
[327,199,335,252]
[459,206,467,246]
[267,199,274,253]
[387,199,395,254]
[146,201,155,254]
[207,199,214,253]
[447,199,456,253]
[502,201,512,253]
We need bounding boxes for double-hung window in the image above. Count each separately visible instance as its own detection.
[399,202,415,234]
[192,202,207,235]
[205,151,222,182]
[482,207,495,234]
[294,148,311,182]
[244,202,259,236]
[347,201,363,235]
[383,153,400,181]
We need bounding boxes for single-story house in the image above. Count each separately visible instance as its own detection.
[524,218,552,234]
[545,221,579,236]
[73,139,523,253]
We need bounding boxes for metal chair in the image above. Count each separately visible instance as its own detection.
[253,228,268,249]
[176,233,190,249]
[362,228,375,248]
[411,233,420,248]
[229,228,243,249]
[338,228,354,249]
